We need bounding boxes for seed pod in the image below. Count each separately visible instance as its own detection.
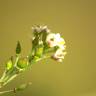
[17,58,29,69]
[16,41,21,54]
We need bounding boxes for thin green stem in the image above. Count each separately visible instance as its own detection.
[0,55,20,89]
[0,53,51,95]
[3,74,18,87]
[0,89,13,95]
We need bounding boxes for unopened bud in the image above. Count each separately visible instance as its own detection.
[6,59,13,70]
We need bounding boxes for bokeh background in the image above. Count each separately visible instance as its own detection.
[0,0,96,96]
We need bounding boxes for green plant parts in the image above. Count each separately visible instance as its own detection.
[0,25,67,95]
[16,41,21,55]
[6,59,13,70]
[16,58,29,69]
[35,45,44,57]
[0,82,32,95]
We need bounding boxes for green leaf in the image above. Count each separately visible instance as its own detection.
[16,41,21,54]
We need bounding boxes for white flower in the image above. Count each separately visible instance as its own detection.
[52,49,67,62]
[46,33,65,49]
[46,33,66,62]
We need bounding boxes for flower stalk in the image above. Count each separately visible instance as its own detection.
[0,25,67,95]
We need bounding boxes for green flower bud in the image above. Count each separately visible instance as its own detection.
[6,60,13,70]
[17,58,29,69]
[35,45,43,57]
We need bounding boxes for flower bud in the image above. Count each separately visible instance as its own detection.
[6,59,13,70]
[35,45,43,57]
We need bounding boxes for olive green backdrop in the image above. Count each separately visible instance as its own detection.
[0,0,96,96]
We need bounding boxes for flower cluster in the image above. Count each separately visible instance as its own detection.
[32,25,66,62]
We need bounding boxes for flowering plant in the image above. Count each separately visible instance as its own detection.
[0,25,66,95]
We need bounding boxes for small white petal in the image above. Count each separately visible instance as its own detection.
[55,33,60,38]
[57,59,63,62]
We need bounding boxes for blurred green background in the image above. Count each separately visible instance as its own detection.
[0,0,96,96]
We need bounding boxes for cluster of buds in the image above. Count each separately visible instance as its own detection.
[32,25,50,33]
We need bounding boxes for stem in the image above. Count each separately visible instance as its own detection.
[0,56,20,88]
[3,74,18,87]
[0,89,13,95]
[14,55,20,66]
[0,54,50,94]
